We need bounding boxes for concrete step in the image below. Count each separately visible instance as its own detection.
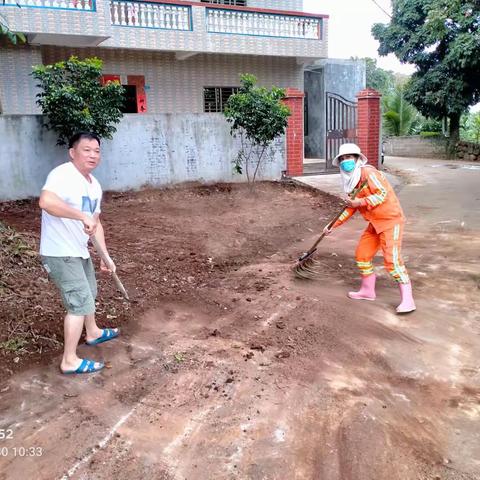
[303,162,340,176]
[303,162,326,174]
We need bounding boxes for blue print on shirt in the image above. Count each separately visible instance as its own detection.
[81,196,98,214]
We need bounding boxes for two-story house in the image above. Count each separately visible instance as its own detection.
[0,0,328,116]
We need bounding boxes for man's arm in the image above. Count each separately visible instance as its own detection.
[39,190,97,235]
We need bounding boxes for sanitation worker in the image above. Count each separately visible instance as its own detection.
[324,143,416,314]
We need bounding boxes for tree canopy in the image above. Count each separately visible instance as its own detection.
[32,56,125,145]
[372,0,480,145]
[364,57,395,96]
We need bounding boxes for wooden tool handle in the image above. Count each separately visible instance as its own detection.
[90,236,130,301]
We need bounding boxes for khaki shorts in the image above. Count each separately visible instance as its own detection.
[41,256,97,316]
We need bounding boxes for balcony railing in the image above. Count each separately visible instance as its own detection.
[110,1,191,30]
[2,0,94,11]
[206,8,321,39]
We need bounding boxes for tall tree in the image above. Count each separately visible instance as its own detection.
[364,57,395,96]
[372,0,480,150]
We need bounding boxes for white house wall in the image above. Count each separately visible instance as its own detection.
[0,46,42,114]
[41,47,304,113]
[249,1,303,11]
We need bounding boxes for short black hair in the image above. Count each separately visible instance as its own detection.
[68,132,101,149]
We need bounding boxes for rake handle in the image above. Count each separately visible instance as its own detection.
[302,179,369,257]
[90,236,130,301]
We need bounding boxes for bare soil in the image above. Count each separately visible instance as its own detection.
[0,180,479,480]
[0,182,341,380]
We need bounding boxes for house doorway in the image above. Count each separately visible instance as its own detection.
[324,92,357,171]
[303,92,357,175]
[122,85,138,113]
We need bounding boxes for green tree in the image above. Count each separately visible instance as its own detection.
[383,83,420,136]
[364,57,395,96]
[224,74,291,184]
[415,116,443,134]
[32,56,125,145]
[461,111,480,143]
[373,0,480,152]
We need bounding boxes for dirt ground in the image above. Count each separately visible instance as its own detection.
[0,173,479,480]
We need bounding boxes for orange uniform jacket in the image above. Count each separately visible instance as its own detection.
[333,165,405,233]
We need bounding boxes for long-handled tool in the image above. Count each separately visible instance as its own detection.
[90,236,130,301]
[293,180,368,279]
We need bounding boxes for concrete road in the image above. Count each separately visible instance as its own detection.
[384,156,480,230]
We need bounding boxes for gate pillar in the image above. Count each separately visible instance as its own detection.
[283,88,305,177]
[356,88,382,168]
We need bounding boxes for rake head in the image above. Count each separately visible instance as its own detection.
[293,250,324,279]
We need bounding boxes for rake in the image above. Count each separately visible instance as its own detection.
[293,180,368,280]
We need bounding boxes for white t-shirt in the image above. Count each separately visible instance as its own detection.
[40,162,102,259]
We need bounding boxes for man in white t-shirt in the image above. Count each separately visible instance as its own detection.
[39,132,119,374]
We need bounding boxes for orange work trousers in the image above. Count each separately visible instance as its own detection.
[355,223,410,284]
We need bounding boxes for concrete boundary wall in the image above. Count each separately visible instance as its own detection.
[383,135,448,159]
[0,114,285,201]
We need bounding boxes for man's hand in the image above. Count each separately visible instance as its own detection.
[100,257,116,274]
[82,215,97,236]
[345,198,364,208]
[323,225,333,236]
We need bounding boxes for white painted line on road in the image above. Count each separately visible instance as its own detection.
[59,401,142,480]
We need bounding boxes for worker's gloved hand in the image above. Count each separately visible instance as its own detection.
[346,198,364,208]
[323,225,332,236]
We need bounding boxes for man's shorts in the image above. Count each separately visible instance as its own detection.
[41,256,97,316]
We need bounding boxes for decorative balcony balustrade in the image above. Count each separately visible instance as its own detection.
[2,0,94,10]
[110,1,191,30]
[206,8,321,39]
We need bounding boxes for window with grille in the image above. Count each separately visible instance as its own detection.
[200,0,247,6]
[203,87,239,113]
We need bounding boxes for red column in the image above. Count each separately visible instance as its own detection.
[356,88,382,168]
[283,88,305,177]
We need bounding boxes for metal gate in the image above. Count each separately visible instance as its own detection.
[325,92,357,171]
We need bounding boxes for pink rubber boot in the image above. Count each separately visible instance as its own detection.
[396,282,416,313]
[348,274,376,301]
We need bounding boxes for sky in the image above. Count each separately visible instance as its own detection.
[303,0,416,75]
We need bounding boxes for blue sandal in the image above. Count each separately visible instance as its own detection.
[86,328,119,346]
[62,358,104,374]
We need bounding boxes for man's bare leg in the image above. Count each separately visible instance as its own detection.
[84,313,118,343]
[84,313,103,343]
[60,313,101,372]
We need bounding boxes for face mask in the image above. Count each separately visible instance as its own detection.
[340,159,356,172]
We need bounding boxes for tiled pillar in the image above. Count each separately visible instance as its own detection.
[356,88,381,168]
[283,88,304,177]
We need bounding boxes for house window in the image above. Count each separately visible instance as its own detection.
[203,87,239,113]
[200,0,247,6]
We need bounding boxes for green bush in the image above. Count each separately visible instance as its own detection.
[224,74,291,184]
[420,131,441,138]
[32,56,125,145]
